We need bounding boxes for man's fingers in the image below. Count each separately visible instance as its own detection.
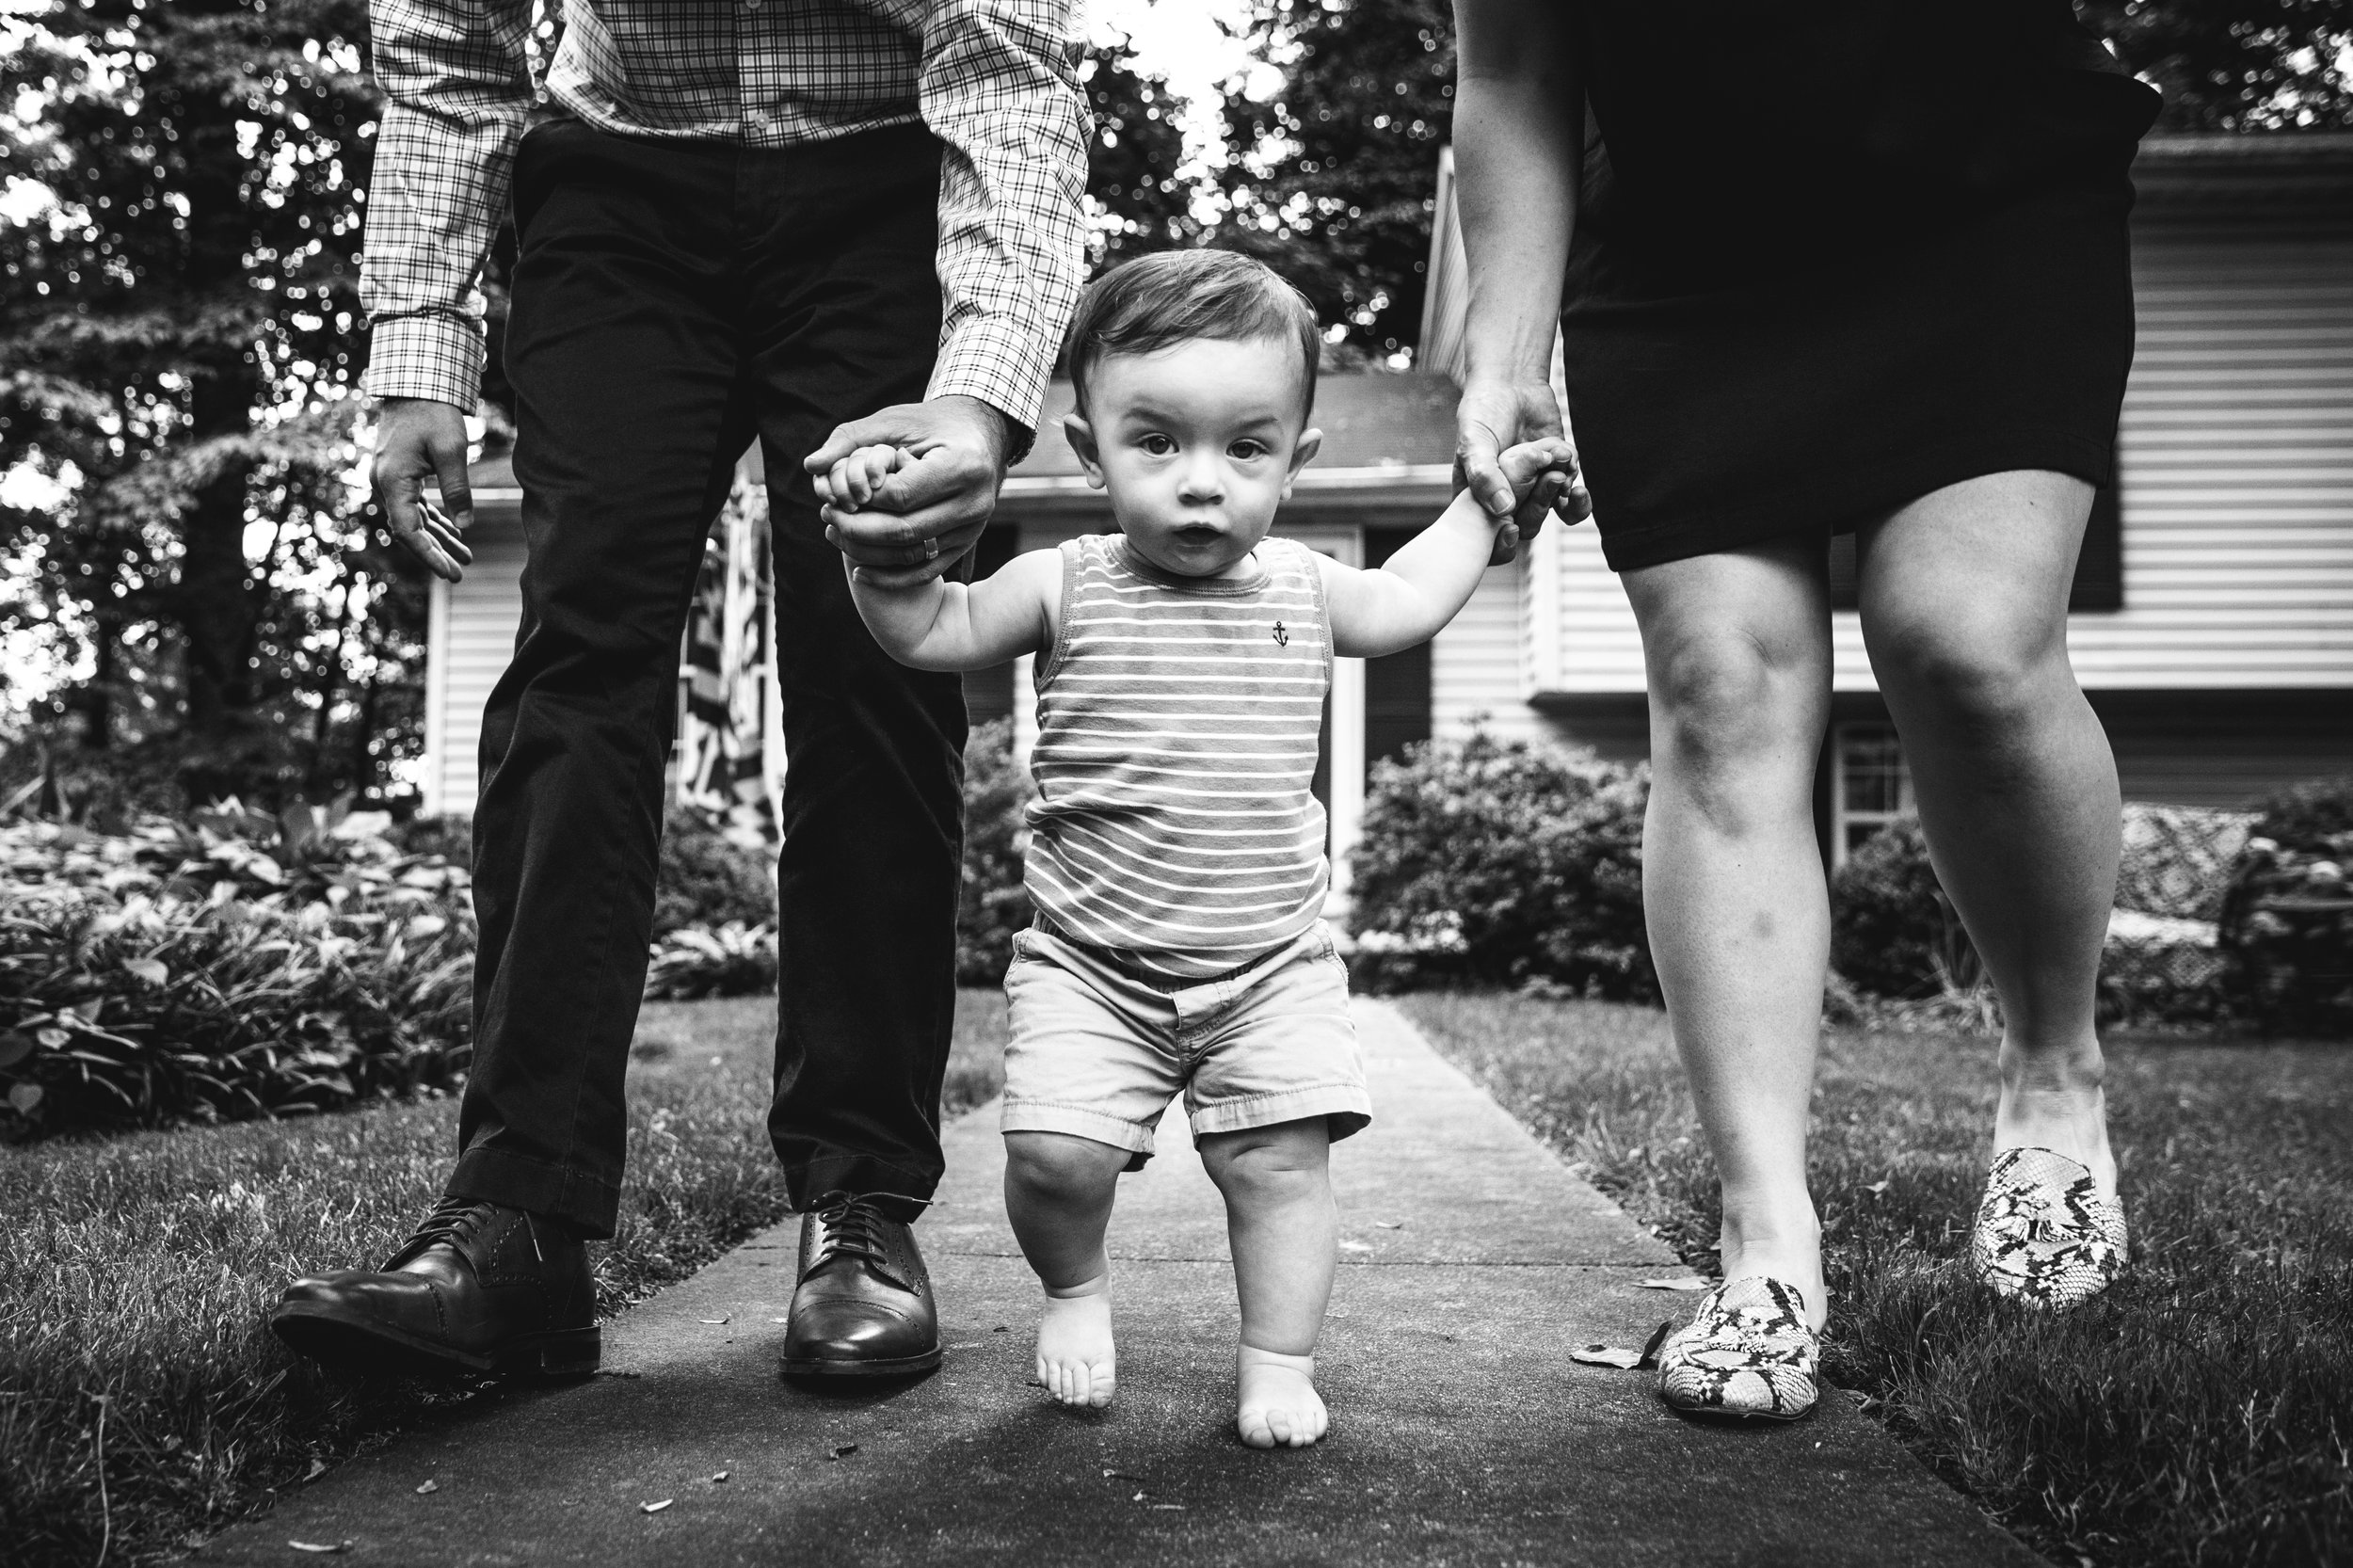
[828,504,984,565]
[417,500,475,566]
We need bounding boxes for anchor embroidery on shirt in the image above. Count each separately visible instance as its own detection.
[1271,620,1289,647]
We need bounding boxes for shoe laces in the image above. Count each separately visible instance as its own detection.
[389,1196,540,1268]
[807,1193,909,1289]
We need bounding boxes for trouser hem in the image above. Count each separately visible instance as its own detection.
[778,1153,942,1224]
[447,1144,625,1241]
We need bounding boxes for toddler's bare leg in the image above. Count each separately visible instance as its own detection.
[1003,1130,1132,1408]
[1199,1118,1336,1448]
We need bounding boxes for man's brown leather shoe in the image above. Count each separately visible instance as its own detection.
[779,1194,941,1379]
[270,1198,599,1378]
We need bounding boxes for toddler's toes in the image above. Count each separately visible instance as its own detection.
[1036,1278,1116,1411]
[1236,1346,1325,1450]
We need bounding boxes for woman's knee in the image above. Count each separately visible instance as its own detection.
[1865,598,2069,735]
[1646,631,1825,800]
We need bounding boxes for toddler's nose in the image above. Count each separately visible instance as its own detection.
[1176,453,1225,506]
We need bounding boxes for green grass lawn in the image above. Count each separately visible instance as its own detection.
[1398,992,2353,1568]
[0,990,1011,1568]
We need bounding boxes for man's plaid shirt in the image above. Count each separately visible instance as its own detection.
[362,0,1091,440]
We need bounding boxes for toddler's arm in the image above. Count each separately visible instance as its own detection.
[1318,439,1575,659]
[824,447,1062,672]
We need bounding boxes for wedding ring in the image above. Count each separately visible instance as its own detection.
[921,536,940,561]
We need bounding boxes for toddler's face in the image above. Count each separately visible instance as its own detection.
[1064,337,1321,580]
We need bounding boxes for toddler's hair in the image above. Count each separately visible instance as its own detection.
[1062,248,1321,420]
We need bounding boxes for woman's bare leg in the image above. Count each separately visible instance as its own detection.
[1857,471,2121,1195]
[1622,536,1834,1324]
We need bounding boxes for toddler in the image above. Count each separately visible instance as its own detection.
[820,248,1567,1448]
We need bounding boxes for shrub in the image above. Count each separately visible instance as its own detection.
[957,718,1034,985]
[1829,818,1980,1001]
[0,810,473,1141]
[1348,732,1653,998]
[2251,773,2353,855]
[652,807,775,937]
[2221,836,2353,1037]
[644,920,779,1000]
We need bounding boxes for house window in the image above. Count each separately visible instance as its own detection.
[1833,723,1913,867]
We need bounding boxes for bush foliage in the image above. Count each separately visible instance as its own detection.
[1348,732,1654,998]
[651,807,776,938]
[2224,833,2353,1037]
[0,805,472,1141]
[1829,818,1980,1002]
[958,718,1034,986]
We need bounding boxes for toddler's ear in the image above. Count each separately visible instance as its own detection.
[1280,428,1323,500]
[1062,413,1106,488]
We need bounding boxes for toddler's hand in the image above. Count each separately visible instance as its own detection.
[814,443,909,512]
[1496,438,1580,517]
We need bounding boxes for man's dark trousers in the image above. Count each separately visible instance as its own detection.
[456,117,968,1239]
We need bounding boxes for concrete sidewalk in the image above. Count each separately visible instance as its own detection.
[201,1000,2039,1566]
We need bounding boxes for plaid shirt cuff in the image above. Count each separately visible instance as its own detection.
[363,313,486,408]
[929,314,1054,466]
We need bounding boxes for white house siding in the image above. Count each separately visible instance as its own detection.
[424,500,525,816]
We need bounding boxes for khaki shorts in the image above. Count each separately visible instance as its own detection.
[1000,920,1371,1166]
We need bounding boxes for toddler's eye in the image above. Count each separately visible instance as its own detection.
[1229,440,1267,460]
[1139,434,1174,456]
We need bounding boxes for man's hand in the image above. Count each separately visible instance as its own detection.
[1454,376,1593,565]
[371,397,477,584]
[805,394,1013,590]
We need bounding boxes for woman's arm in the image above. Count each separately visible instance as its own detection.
[1321,439,1574,659]
[846,548,1063,674]
[1451,0,1589,537]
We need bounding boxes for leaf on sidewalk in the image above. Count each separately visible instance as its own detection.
[1103,1469,1142,1480]
[414,1479,439,1495]
[302,1457,328,1482]
[1373,1220,1404,1229]
[829,1444,858,1461]
[1636,1277,1707,1291]
[639,1498,674,1514]
[711,1471,730,1482]
[1569,1344,1644,1368]
[697,1316,730,1324]
[287,1543,352,1555]
[1571,1323,1674,1369]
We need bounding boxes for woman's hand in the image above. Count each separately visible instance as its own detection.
[1454,376,1593,564]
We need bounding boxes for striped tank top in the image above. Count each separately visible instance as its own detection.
[1024,533,1332,978]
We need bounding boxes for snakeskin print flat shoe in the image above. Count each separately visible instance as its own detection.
[1969,1146,2129,1308]
[1656,1275,1819,1422]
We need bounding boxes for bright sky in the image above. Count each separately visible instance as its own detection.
[1084,0,1283,178]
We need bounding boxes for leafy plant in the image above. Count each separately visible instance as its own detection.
[957,719,1034,986]
[2222,834,2353,1037]
[1348,731,1653,998]
[651,807,776,938]
[1829,818,1982,1002]
[2250,774,2353,856]
[643,921,779,1001]
[0,808,474,1140]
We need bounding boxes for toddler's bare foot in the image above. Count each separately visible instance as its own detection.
[1036,1273,1114,1409]
[1236,1344,1325,1448]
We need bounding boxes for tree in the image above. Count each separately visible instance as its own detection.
[1215,0,1454,361]
[0,0,428,810]
[1080,30,1195,272]
[2082,0,2353,129]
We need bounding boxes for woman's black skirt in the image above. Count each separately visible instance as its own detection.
[1559,165,2143,573]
